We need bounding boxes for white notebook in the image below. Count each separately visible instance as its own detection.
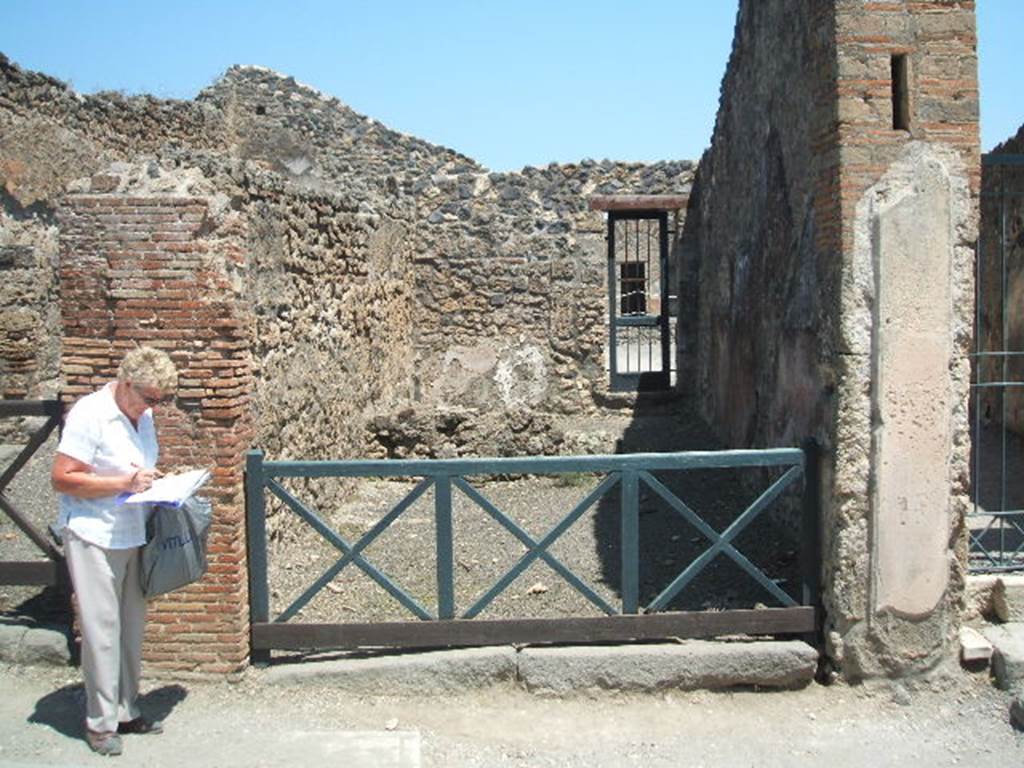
[122,468,211,506]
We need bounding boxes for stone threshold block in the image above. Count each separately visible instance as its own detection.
[261,641,819,696]
[263,646,519,696]
[518,640,818,695]
[967,575,1024,623]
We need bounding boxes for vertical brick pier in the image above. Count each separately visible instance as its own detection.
[58,193,254,674]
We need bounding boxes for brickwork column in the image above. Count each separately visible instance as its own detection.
[58,193,254,674]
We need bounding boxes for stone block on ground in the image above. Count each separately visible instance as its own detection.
[0,618,70,665]
[517,640,818,695]
[21,626,72,665]
[993,576,1024,623]
[263,646,518,695]
[1011,693,1024,731]
[982,623,1024,691]
[965,575,1000,622]
[959,625,994,664]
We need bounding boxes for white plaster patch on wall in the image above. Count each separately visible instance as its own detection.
[494,343,548,408]
[441,344,500,377]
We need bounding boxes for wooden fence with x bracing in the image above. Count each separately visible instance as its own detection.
[245,442,821,661]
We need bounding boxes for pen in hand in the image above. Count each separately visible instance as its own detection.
[128,464,163,493]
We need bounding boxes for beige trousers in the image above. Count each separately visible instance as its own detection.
[63,529,145,734]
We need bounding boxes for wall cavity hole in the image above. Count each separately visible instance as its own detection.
[891,54,910,131]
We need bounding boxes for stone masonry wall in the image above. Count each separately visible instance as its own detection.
[2,56,695,462]
[388,159,692,457]
[243,174,419,517]
[0,53,224,426]
[58,191,254,674]
[690,0,979,679]
[201,65,695,456]
[686,0,838,451]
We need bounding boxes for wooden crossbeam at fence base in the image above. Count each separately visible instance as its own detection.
[252,607,816,652]
[0,560,62,586]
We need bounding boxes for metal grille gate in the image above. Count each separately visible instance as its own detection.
[607,211,672,392]
[971,153,1024,572]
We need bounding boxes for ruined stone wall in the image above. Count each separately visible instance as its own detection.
[243,174,419,519]
[0,53,225,414]
[398,160,694,457]
[2,57,694,462]
[202,65,695,456]
[686,0,838,450]
[689,0,979,679]
[977,125,1024,435]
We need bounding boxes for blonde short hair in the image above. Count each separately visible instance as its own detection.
[117,346,178,391]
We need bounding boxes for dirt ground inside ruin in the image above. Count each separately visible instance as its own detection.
[1,660,1022,767]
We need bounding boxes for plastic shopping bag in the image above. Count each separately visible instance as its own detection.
[140,496,212,597]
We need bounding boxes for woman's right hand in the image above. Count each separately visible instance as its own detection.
[127,467,161,493]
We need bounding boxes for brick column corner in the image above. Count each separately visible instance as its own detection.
[58,192,254,674]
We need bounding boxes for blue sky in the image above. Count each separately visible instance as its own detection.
[2,1,1021,171]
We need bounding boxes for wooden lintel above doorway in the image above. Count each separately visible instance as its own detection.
[588,194,690,212]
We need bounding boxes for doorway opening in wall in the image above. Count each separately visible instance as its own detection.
[589,195,688,393]
[970,153,1024,573]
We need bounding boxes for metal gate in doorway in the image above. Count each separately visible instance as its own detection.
[971,153,1024,572]
[591,195,688,393]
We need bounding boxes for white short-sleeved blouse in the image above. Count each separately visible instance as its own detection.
[56,382,158,549]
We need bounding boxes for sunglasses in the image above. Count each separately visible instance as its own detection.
[131,383,173,407]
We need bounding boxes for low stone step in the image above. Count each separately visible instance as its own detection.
[264,640,819,696]
[518,640,818,695]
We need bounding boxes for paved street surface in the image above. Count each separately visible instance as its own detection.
[1,661,1022,767]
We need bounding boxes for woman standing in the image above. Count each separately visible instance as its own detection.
[51,346,178,756]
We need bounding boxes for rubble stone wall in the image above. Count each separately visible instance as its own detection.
[685,0,838,451]
[1,56,695,459]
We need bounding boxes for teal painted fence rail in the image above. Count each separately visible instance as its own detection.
[245,444,820,658]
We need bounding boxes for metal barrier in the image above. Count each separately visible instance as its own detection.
[0,400,65,587]
[246,443,820,658]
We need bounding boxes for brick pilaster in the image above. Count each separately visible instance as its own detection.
[58,194,254,674]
